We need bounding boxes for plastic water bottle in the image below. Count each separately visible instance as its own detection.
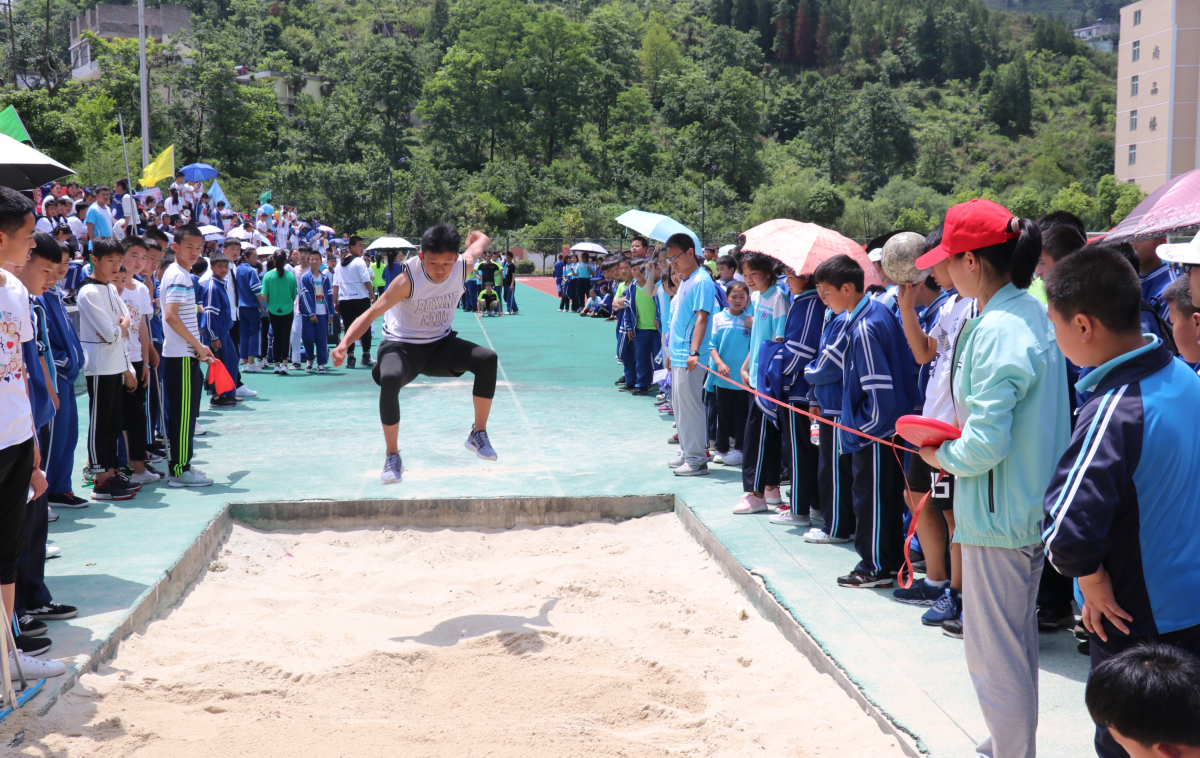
[810,420,820,446]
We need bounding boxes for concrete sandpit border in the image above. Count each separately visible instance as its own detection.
[24,494,920,757]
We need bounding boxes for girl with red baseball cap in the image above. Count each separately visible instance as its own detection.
[916,198,1073,758]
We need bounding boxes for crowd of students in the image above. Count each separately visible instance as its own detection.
[0,180,412,687]
[591,205,1200,758]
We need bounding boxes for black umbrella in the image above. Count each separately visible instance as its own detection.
[0,133,75,190]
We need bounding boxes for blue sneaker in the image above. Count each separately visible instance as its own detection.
[921,587,961,626]
[465,426,498,461]
[893,578,946,606]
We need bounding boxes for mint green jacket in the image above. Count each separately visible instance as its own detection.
[935,283,1071,549]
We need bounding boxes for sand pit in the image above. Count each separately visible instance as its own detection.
[15,513,906,757]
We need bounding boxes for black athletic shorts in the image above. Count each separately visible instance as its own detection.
[372,332,498,427]
[906,450,955,512]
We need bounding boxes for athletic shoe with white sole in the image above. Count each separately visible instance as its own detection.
[764,488,783,505]
[922,588,962,626]
[91,481,135,501]
[769,511,811,527]
[242,363,263,373]
[9,651,65,678]
[168,469,214,488]
[317,365,326,374]
[47,508,58,522]
[16,634,51,655]
[666,456,684,468]
[381,453,404,484]
[28,602,78,620]
[837,569,894,588]
[893,578,947,606]
[44,545,61,560]
[127,469,162,485]
[18,615,47,637]
[803,529,852,544]
[733,493,769,514]
[235,384,258,397]
[717,449,743,466]
[673,461,709,476]
[48,492,88,508]
[465,427,498,461]
[195,423,207,435]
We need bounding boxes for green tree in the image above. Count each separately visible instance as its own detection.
[585,4,638,174]
[639,22,680,101]
[844,83,918,195]
[419,48,501,170]
[522,11,595,164]
[986,55,1032,137]
[894,206,934,234]
[1049,182,1094,220]
[1007,186,1043,219]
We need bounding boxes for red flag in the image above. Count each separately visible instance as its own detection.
[206,360,235,395]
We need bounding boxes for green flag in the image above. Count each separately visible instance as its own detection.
[0,105,31,143]
[259,190,272,203]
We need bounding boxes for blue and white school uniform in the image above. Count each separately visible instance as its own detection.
[741,284,789,494]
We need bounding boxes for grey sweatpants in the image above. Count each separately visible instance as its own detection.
[671,365,707,467]
[962,543,1044,758]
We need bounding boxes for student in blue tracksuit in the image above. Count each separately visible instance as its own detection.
[236,247,267,370]
[142,236,169,452]
[1130,236,1177,324]
[299,249,334,372]
[771,270,824,527]
[201,250,238,406]
[39,251,86,507]
[1042,245,1200,758]
[804,305,855,543]
[813,254,919,589]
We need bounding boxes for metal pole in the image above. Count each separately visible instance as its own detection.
[700,180,706,249]
[138,0,150,167]
[118,113,133,189]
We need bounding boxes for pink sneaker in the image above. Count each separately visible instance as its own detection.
[733,493,769,514]
[764,487,783,505]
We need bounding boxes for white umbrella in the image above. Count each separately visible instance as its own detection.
[256,245,281,256]
[719,244,737,255]
[198,224,225,241]
[0,132,75,189]
[317,225,335,234]
[226,226,249,239]
[570,241,608,254]
[367,236,417,251]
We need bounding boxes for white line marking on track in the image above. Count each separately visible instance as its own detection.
[475,316,565,496]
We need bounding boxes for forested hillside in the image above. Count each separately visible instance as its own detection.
[0,0,1139,242]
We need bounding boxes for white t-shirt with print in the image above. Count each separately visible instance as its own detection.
[120,280,152,363]
[335,256,373,300]
[0,273,34,449]
[925,294,978,426]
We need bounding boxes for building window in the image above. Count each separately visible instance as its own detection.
[1134,9,1141,25]
[1131,110,1138,129]
[1129,144,1137,165]
[1133,41,1140,61]
[1132,75,1139,96]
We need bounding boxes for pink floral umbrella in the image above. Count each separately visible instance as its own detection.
[738,219,882,287]
[1107,168,1200,241]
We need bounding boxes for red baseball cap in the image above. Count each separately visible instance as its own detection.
[915,198,1019,269]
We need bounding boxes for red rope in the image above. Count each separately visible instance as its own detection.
[692,362,940,589]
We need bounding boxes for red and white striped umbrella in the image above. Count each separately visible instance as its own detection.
[738,219,882,287]
[1107,168,1200,241]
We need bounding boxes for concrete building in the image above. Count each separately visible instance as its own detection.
[69,4,193,80]
[1115,0,1200,192]
[235,71,329,114]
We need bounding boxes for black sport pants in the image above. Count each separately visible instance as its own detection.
[373,334,498,426]
[165,356,202,477]
[87,373,124,471]
[0,438,35,584]
[338,297,373,358]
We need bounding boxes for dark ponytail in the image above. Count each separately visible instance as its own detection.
[273,250,288,275]
[967,217,1042,290]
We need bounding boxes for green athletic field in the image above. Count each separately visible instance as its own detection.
[39,281,1091,756]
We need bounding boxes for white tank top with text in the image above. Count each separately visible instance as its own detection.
[382,255,467,344]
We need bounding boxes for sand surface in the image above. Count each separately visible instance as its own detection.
[15,514,907,757]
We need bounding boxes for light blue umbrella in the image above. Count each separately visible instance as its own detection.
[615,209,701,253]
[180,162,219,182]
[207,178,228,207]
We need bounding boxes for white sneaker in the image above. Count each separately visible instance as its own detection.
[242,363,263,373]
[128,469,161,484]
[279,365,289,375]
[235,385,257,397]
[718,449,744,466]
[711,452,726,465]
[803,530,852,544]
[194,423,207,436]
[168,469,214,488]
[9,651,65,679]
[769,511,812,527]
[673,461,710,477]
[666,456,684,468]
[45,545,61,559]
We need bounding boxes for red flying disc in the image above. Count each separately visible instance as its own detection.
[895,415,961,448]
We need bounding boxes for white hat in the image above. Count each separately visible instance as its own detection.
[1157,233,1200,265]
[867,247,884,262]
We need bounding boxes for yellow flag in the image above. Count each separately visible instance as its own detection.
[139,144,174,188]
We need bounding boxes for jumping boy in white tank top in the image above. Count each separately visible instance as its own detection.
[332,224,496,484]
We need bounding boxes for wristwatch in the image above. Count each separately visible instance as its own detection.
[689,350,700,357]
